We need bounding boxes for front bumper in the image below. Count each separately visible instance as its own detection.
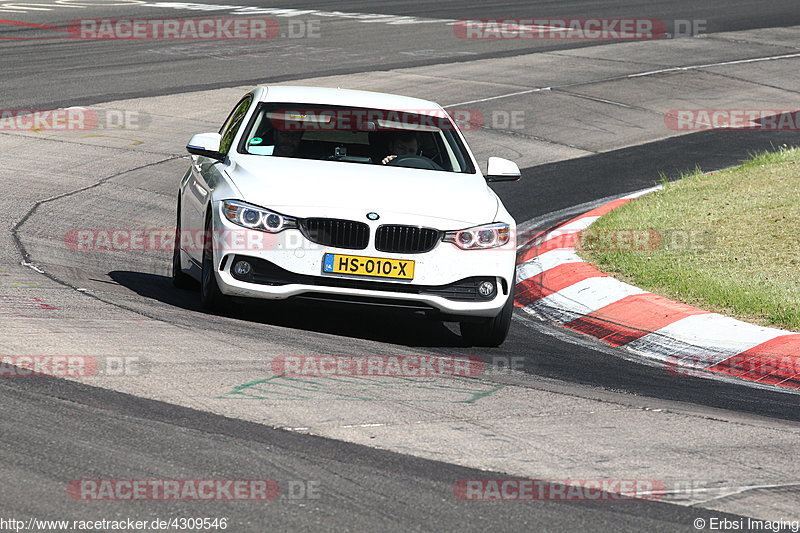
[219,254,509,317]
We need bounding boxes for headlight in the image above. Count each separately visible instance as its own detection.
[443,222,510,250]
[222,200,298,233]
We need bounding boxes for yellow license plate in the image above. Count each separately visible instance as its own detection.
[322,253,414,280]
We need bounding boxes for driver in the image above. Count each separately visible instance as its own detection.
[381,131,419,165]
[273,129,303,157]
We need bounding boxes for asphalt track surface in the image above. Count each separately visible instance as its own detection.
[2,1,800,532]
[2,0,800,108]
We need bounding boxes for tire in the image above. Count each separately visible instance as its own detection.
[172,201,197,290]
[459,290,514,347]
[200,216,228,312]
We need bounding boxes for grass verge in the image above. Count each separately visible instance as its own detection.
[577,145,800,331]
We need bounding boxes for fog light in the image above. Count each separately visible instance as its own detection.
[233,260,252,276]
[478,281,495,298]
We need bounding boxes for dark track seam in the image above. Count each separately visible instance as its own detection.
[10,155,190,325]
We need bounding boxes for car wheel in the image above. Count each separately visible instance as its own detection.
[172,201,197,290]
[200,216,228,311]
[459,290,514,347]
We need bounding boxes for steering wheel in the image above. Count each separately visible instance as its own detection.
[386,154,444,171]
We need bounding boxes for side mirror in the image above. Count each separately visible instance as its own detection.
[186,132,224,161]
[485,157,521,182]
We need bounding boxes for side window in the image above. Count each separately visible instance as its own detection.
[219,96,252,154]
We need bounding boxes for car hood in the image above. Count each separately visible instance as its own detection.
[224,156,498,226]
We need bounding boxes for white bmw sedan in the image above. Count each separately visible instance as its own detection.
[175,86,521,346]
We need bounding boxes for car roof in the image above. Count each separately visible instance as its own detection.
[256,86,444,113]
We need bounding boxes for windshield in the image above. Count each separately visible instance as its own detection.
[238,103,476,174]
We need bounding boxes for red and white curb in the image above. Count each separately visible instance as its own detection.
[514,190,800,390]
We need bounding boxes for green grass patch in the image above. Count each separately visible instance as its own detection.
[578,145,800,330]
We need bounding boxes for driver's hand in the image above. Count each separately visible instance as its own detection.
[381,155,397,165]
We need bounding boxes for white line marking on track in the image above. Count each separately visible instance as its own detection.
[445,88,550,108]
[628,52,800,77]
[21,261,44,273]
[445,52,800,108]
